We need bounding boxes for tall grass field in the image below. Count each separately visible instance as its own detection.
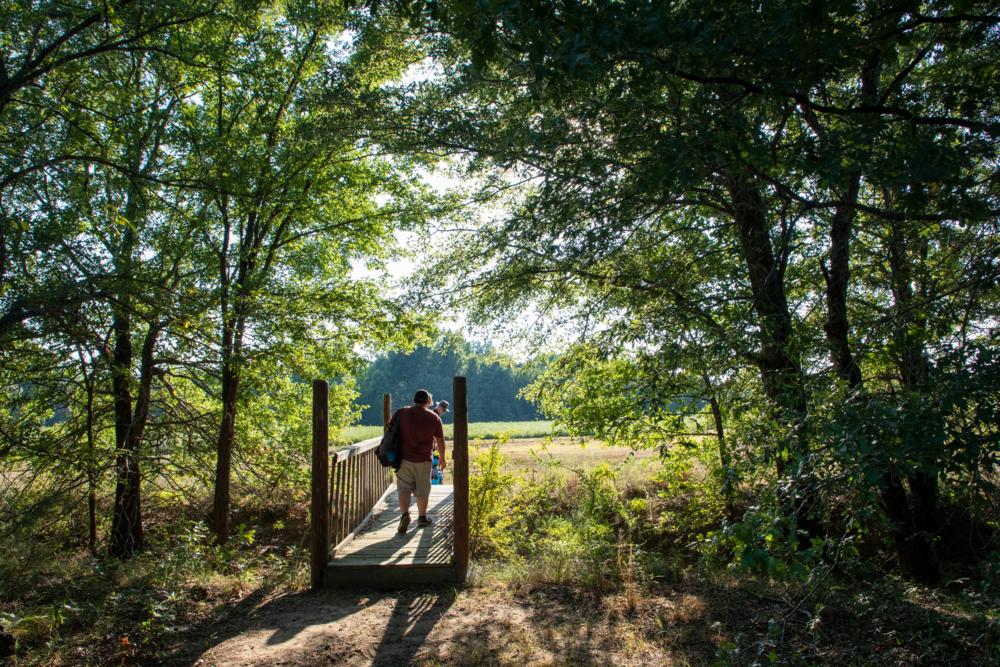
[336,420,569,444]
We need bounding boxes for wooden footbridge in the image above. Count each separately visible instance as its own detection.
[309,377,469,589]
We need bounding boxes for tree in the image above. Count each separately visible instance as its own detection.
[1,0,216,339]
[398,0,1000,577]
[185,3,434,543]
[1,0,438,554]
[355,333,544,424]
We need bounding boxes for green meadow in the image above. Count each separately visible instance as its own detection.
[336,420,570,445]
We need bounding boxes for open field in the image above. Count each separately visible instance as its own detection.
[469,437,660,478]
[336,420,661,484]
[336,420,570,444]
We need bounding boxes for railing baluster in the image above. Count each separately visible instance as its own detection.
[359,452,366,517]
[364,455,370,516]
[322,435,397,555]
[345,456,352,536]
[338,460,346,545]
[333,459,344,546]
[326,454,338,547]
[352,455,360,530]
[340,459,348,545]
[367,452,374,509]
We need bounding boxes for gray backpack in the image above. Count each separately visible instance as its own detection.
[375,408,404,470]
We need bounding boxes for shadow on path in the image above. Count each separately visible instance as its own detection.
[160,584,458,666]
[371,589,457,666]
[160,586,383,665]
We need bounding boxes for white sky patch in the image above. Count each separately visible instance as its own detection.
[399,56,447,87]
[327,29,357,62]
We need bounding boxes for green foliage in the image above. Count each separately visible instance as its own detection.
[650,437,729,545]
[469,441,667,590]
[0,0,446,552]
[468,437,518,559]
[408,0,1000,583]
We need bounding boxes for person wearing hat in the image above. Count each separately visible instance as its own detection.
[392,389,447,533]
[433,400,449,418]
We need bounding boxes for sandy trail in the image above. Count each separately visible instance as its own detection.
[166,585,675,666]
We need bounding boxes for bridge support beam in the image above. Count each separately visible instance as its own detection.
[453,376,469,581]
[311,379,329,590]
[383,393,391,432]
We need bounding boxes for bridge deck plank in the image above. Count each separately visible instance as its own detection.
[329,484,455,570]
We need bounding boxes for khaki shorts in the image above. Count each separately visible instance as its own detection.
[396,459,432,498]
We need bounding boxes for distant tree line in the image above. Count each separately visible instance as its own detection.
[355,335,544,424]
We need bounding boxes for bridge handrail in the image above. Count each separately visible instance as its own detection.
[332,436,381,462]
[328,435,391,554]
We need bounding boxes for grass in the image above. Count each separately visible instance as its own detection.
[0,493,311,665]
[470,437,660,483]
[336,419,570,445]
[336,418,659,486]
[3,450,998,666]
[337,419,660,490]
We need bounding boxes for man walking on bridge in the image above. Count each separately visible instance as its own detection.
[394,389,446,534]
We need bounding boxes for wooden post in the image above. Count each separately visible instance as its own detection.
[453,376,469,582]
[310,380,329,590]
[383,393,391,432]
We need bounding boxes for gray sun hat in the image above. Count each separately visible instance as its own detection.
[436,400,450,412]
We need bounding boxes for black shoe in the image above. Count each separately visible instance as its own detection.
[398,513,411,534]
[417,515,433,528]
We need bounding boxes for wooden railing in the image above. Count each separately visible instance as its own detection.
[310,386,394,587]
[310,386,394,588]
[328,436,392,550]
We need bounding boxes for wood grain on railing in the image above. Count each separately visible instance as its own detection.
[328,436,392,551]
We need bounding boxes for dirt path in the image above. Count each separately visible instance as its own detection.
[160,575,999,666]
[166,584,691,666]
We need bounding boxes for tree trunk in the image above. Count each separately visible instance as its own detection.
[83,353,98,554]
[820,49,876,391]
[886,216,940,582]
[109,307,141,557]
[703,372,735,520]
[815,52,939,582]
[825,187,935,579]
[725,171,822,541]
[822,176,863,389]
[109,320,160,558]
[212,354,238,544]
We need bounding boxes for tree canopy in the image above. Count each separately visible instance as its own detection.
[1,0,438,551]
[399,0,1000,581]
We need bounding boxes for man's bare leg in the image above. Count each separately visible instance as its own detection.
[397,489,412,533]
[416,494,429,518]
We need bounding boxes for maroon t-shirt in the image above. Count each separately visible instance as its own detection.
[395,405,444,463]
